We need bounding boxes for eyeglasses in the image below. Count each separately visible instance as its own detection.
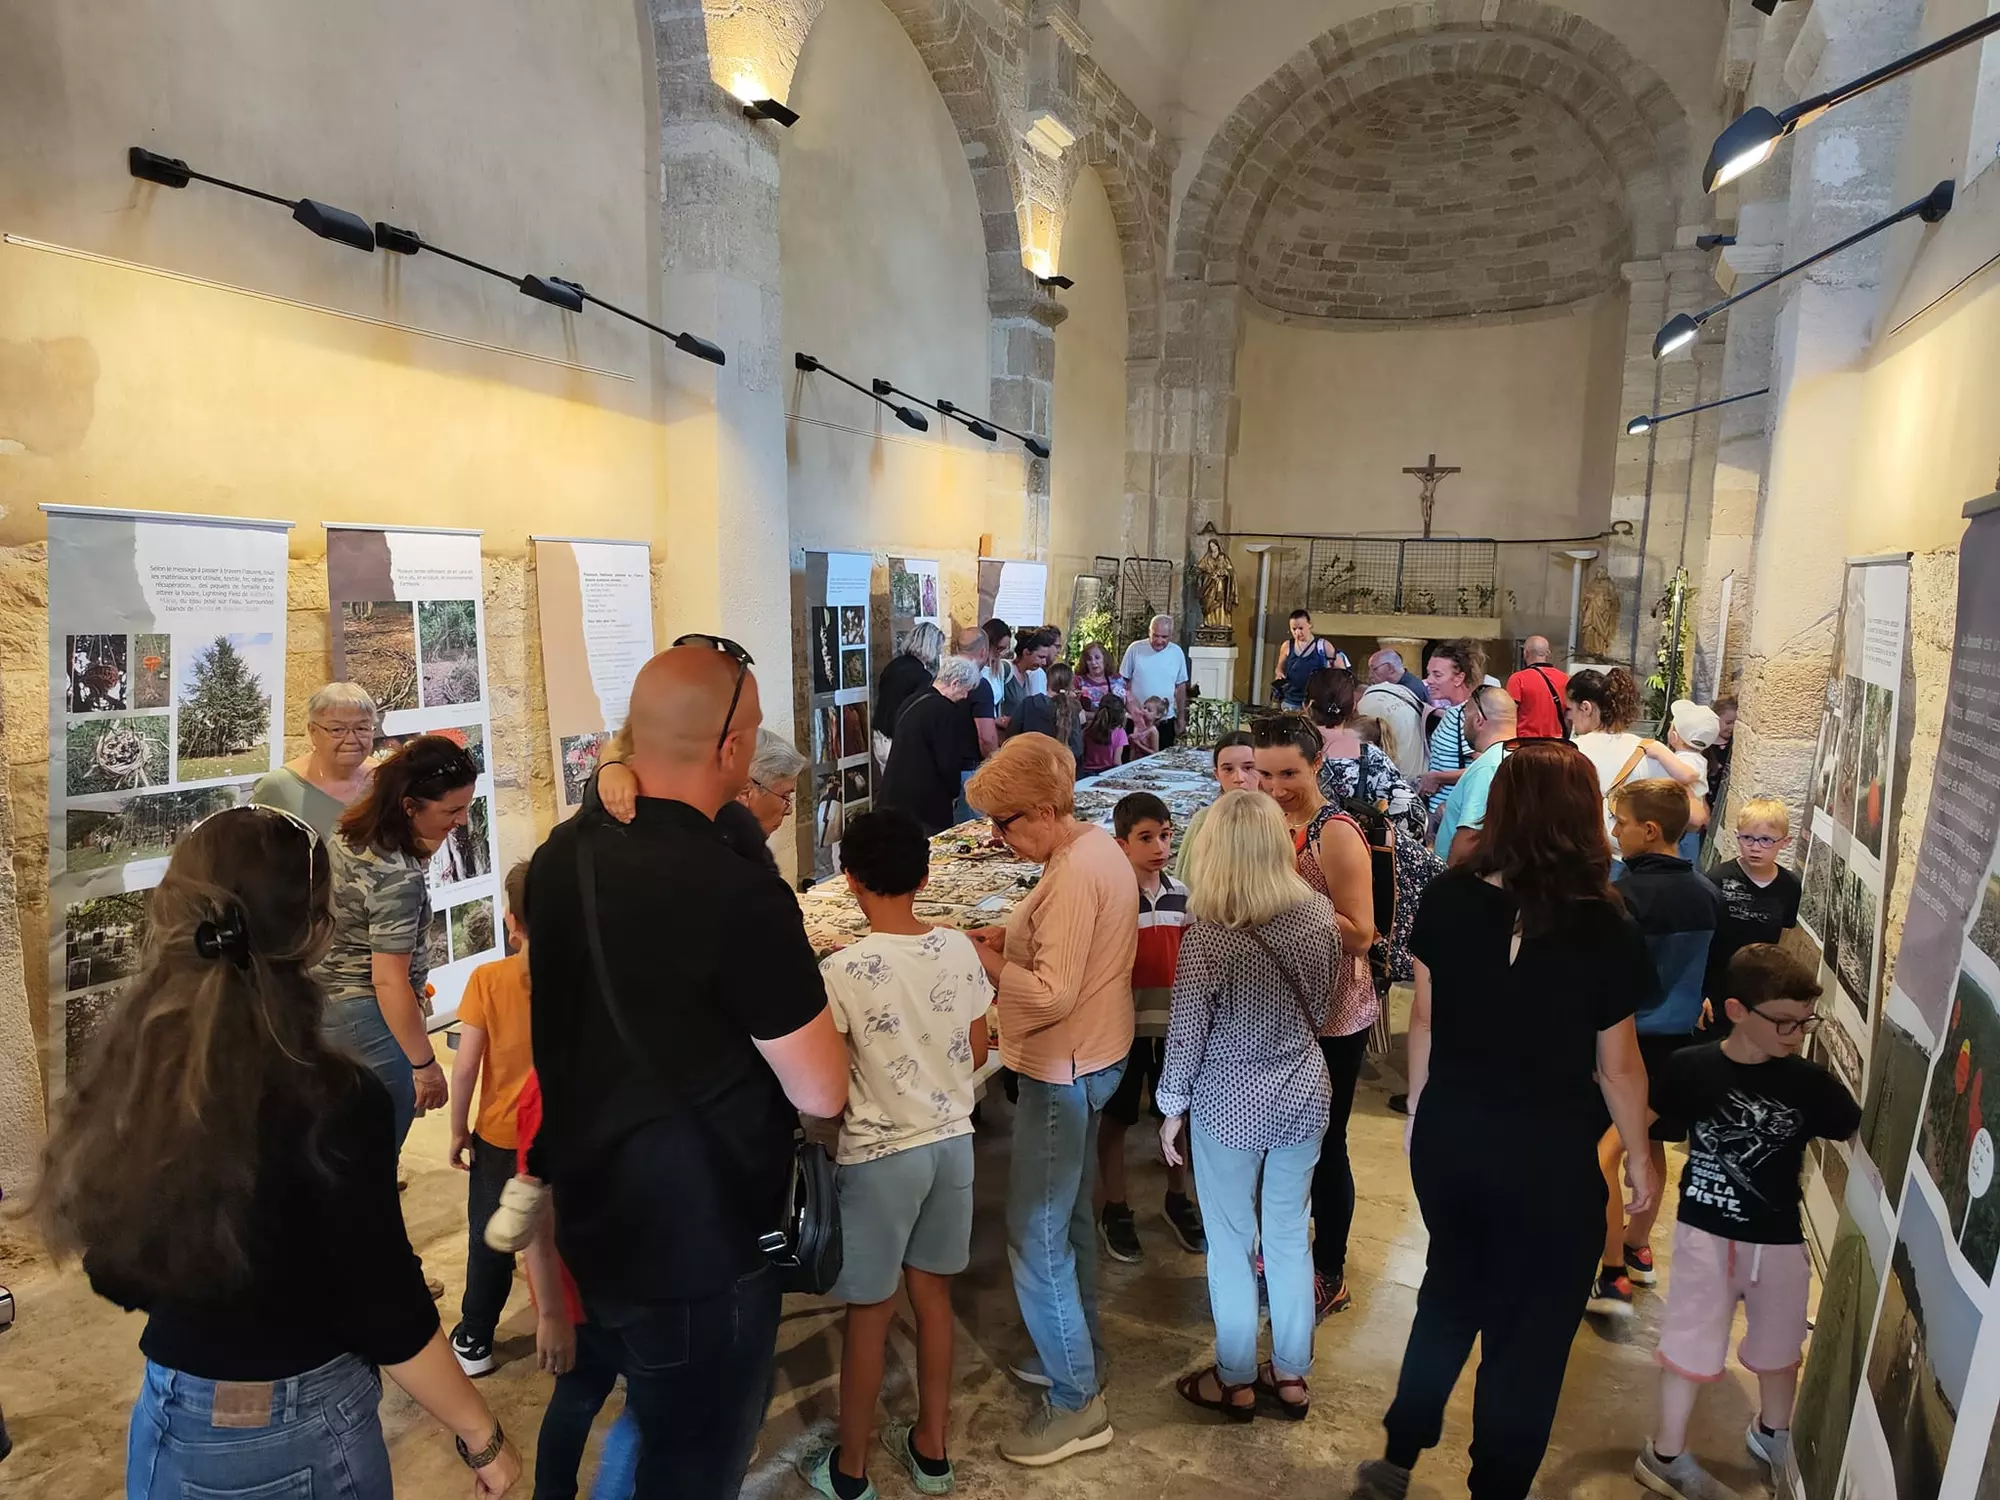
[991,811,1028,834]
[310,721,375,743]
[673,634,756,752]
[1746,1006,1822,1036]
[752,777,796,810]
[1738,834,1781,847]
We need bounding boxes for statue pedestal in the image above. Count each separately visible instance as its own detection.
[1189,644,1239,705]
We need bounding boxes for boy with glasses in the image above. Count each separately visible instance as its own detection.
[1634,946,1859,1500]
[1704,797,1800,1018]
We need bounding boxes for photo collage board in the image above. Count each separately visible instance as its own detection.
[42,504,293,1096]
[532,536,655,821]
[887,554,944,650]
[327,524,500,1025]
[807,551,874,882]
[1791,508,2000,1500]
[976,557,1050,633]
[1797,555,1912,1252]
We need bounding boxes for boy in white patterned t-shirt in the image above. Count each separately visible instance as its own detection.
[802,809,992,1500]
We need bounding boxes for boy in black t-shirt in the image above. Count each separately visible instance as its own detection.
[1633,947,1860,1500]
[1704,796,1801,1006]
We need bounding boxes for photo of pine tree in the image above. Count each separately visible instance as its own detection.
[174,634,273,782]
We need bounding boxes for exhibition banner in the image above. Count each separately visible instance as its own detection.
[807,550,873,882]
[326,524,500,1024]
[1791,504,2000,1500]
[978,557,1050,632]
[1797,555,1912,1249]
[887,554,944,642]
[43,503,292,1094]
[532,536,654,820]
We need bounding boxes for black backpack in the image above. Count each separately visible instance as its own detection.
[1309,801,1398,986]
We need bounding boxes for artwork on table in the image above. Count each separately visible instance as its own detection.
[810,608,839,695]
[65,634,128,713]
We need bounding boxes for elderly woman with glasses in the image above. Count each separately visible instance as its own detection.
[589,724,804,876]
[962,734,1137,1466]
[252,682,380,839]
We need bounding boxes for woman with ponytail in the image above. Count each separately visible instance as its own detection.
[37,805,519,1497]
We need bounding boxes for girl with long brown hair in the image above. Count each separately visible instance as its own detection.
[1355,741,1656,1500]
[37,805,519,1497]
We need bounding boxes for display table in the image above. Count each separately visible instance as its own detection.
[797,745,1220,958]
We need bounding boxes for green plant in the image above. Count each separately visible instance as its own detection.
[1643,569,1695,723]
[1067,606,1116,665]
[177,636,269,760]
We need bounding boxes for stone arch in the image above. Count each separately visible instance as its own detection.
[1173,1,1693,298]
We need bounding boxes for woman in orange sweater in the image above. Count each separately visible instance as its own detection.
[966,734,1139,1470]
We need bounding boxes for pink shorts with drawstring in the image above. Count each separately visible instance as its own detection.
[1655,1221,1811,1381]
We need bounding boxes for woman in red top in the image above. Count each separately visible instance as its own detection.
[1249,714,1378,1325]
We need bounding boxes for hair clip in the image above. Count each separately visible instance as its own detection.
[194,905,253,970]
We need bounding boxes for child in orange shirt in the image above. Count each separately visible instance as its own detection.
[448,859,534,1376]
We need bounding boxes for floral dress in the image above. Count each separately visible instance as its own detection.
[1075,673,1125,713]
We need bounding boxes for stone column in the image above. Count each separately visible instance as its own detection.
[990,295,1061,560]
[648,7,795,740]
[0,673,44,1192]
[1727,0,1924,824]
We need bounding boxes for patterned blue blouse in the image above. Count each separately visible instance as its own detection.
[1156,894,1340,1152]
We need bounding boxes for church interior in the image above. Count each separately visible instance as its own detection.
[5,0,2000,1496]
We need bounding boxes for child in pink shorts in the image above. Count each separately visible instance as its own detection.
[1633,945,1859,1500]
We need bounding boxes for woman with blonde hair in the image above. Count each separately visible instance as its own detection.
[964,734,1138,1466]
[37,805,520,1497]
[1158,789,1342,1422]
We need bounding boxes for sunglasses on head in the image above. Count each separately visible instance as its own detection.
[674,634,757,752]
[1249,713,1313,745]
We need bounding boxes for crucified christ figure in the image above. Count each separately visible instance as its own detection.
[1403,453,1462,539]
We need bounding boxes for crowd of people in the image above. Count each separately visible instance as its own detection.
[35,613,1830,1500]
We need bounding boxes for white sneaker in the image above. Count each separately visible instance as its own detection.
[998,1395,1112,1467]
[1635,1441,1742,1500]
[484,1175,549,1254]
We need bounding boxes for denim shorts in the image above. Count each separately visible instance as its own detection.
[832,1134,975,1304]
[126,1353,390,1500]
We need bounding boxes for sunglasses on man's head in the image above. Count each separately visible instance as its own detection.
[674,633,757,752]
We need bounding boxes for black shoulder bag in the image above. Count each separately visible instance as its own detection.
[573,819,843,1296]
[1530,665,1572,742]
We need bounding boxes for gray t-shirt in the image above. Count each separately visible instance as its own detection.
[319,838,432,1005]
[250,766,350,843]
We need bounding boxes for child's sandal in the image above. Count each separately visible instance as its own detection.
[1175,1366,1256,1423]
[1255,1362,1310,1421]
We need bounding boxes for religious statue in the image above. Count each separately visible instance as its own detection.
[1402,453,1461,539]
[1579,566,1622,660]
[1194,533,1237,644]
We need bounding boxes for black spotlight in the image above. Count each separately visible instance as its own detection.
[743,98,800,127]
[519,274,585,312]
[1037,274,1075,290]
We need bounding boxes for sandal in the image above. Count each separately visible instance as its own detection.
[1255,1362,1310,1421]
[1175,1366,1256,1423]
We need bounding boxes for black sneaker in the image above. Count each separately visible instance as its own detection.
[1164,1193,1206,1254]
[1585,1268,1635,1319]
[1387,1094,1409,1116]
[1099,1203,1144,1263]
[450,1322,496,1377]
[1625,1242,1658,1287]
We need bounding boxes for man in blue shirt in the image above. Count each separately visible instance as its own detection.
[1433,686,1515,864]
[1368,648,1432,705]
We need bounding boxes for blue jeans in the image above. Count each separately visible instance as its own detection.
[1007,1060,1126,1411]
[1191,1115,1323,1386]
[325,996,415,1149]
[126,1353,389,1499]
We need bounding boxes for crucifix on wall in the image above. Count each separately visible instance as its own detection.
[1402,453,1461,539]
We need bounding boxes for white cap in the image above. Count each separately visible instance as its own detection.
[1670,699,1721,749]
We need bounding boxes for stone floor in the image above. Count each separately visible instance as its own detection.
[0,1055,1785,1499]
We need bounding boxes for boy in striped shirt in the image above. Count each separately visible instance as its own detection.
[1097,792,1204,1262]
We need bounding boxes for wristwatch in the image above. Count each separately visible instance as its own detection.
[457,1422,505,1469]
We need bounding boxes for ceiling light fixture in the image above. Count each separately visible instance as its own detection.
[798,354,928,431]
[128,146,376,252]
[1652,180,1953,359]
[938,398,1049,459]
[1037,274,1075,290]
[1704,10,2000,191]
[1625,387,1771,437]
